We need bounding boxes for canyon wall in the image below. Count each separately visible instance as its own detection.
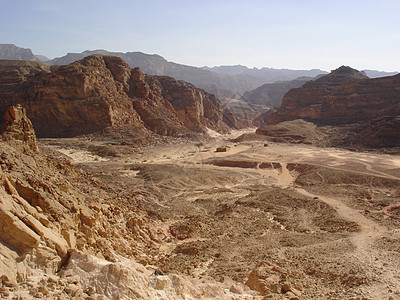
[0,55,237,138]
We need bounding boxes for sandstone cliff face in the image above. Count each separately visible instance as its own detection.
[141,74,233,133]
[0,60,50,97]
[0,104,38,152]
[270,66,400,126]
[0,55,236,137]
[1,56,146,137]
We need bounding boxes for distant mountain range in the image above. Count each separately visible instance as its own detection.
[0,44,398,96]
[202,65,327,83]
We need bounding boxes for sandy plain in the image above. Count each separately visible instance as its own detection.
[40,130,400,299]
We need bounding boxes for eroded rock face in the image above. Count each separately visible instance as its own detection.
[140,73,234,134]
[270,66,400,126]
[0,55,236,138]
[1,105,38,152]
[0,107,159,297]
[334,115,400,149]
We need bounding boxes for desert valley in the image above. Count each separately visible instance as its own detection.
[0,44,400,300]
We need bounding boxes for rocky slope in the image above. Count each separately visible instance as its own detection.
[0,105,152,298]
[324,115,400,150]
[0,105,257,299]
[0,55,237,138]
[269,66,400,126]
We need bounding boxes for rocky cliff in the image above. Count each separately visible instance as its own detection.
[0,55,237,138]
[141,73,232,133]
[270,66,400,126]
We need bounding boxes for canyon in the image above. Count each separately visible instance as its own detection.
[1,105,399,299]
[0,53,400,299]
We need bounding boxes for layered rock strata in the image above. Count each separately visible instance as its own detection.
[0,55,237,138]
[270,66,400,126]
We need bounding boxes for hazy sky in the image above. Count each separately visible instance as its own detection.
[1,0,399,71]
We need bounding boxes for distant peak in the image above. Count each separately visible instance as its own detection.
[332,65,360,73]
[325,65,369,80]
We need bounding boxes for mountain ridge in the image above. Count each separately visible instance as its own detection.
[1,44,398,97]
[202,65,327,83]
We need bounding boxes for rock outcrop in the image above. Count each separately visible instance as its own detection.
[246,261,301,297]
[0,105,156,297]
[269,66,400,125]
[0,55,237,138]
[1,105,39,152]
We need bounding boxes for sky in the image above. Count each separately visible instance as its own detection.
[1,0,399,71]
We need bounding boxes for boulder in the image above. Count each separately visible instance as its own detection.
[245,261,301,297]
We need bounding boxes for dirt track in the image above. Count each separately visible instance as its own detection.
[41,131,400,299]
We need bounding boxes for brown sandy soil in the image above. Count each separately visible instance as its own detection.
[39,131,400,299]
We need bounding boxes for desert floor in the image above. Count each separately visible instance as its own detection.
[40,130,400,299]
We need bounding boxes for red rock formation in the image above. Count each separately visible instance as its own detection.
[269,66,400,126]
[141,74,232,133]
[0,55,237,138]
